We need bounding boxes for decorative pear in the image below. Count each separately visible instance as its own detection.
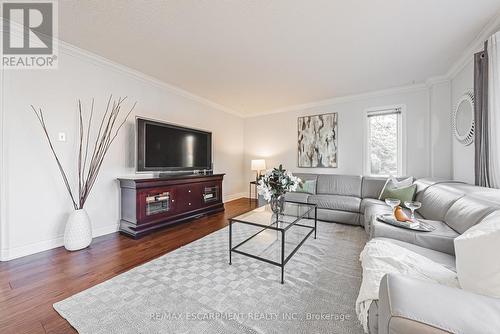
[394,206,411,222]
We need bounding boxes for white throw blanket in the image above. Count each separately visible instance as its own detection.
[355,238,459,332]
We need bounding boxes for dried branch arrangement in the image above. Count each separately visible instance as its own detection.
[32,96,136,210]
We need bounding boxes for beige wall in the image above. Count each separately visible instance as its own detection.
[243,85,452,182]
[0,43,245,260]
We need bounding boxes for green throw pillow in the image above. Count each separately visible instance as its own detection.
[379,184,417,203]
[295,179,316,194]
[378,177,413,200]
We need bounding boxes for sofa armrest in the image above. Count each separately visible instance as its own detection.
[378,274,500,334]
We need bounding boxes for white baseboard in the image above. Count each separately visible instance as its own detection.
[1,193,247,261]
[223,192,247,203]
[0,223,119,261]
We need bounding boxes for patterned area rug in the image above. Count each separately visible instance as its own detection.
[54,221,367,334]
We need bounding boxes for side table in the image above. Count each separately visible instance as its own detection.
[249,181,258,202]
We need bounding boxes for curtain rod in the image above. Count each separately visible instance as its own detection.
[367,107,402,117]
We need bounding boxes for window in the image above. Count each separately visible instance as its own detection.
[365,106,404,176]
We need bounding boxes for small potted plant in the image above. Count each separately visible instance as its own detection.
[257,165,302,214]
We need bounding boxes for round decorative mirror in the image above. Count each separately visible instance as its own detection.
[452,90,475,146]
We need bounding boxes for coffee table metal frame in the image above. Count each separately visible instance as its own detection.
[229,201,317,284]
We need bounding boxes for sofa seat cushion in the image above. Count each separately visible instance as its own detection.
[315,208,360,225]
[308,194,361,212]
[364,201,391,217]
[368,238,456,334]
[363,203,422,235]
[366,239,457,334]
[370,218,459,255]
[360,198,386,215]
[377,237,456,271]
[363,203,392,235]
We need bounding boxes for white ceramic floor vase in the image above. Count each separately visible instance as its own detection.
[64,209,92,251]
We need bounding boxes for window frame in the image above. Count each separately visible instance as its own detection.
[363,104,407,177]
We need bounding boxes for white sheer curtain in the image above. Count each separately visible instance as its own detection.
[488,32,500,188]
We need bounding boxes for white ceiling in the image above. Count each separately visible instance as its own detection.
[57,0,500,116]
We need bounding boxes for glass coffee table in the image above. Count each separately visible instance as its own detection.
[229,201,317,284]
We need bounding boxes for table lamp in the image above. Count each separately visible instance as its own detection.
[251,159,266,181]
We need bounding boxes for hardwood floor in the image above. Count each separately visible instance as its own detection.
[0,198,257,334]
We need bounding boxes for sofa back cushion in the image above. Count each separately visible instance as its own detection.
[449,183,500,207]
[413,178,439,194]
[361,177,387,199]
[295,179,317,194]
[445,196,500,234]
[317,174,362,197]
[361,176,415,199]
[416,183,465,221]
[413,179,465,200]
[292,173,318,194]
[284,191,310,204]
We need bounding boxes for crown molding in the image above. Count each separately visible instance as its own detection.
[244,75,454,118]
[243,11,500,118]
[425,75,451,87]
[244,83,429,118]
[1,18,243,117]
[0,17,243,118]
[57,40,245,118]
[3,12,500,118]
[447,10,500,79]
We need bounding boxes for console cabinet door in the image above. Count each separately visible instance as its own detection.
[137,187,176,223]
[199,181,222,206]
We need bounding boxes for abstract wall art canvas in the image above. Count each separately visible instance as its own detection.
[297,113,338,168]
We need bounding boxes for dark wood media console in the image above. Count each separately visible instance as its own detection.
[118,173,225,238]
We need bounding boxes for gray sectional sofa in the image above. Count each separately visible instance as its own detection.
[284,173,500,334]
[285,174,396,225]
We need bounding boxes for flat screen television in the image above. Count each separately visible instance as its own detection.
[136,118,212,172]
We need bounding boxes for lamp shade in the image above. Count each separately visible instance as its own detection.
[251,159,266,171]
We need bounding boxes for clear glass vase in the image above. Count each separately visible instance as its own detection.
[270,195,285,215]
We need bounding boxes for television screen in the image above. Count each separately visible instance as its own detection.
[136,118,212,172]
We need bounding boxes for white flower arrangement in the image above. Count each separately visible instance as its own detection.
[257,164,302,201]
